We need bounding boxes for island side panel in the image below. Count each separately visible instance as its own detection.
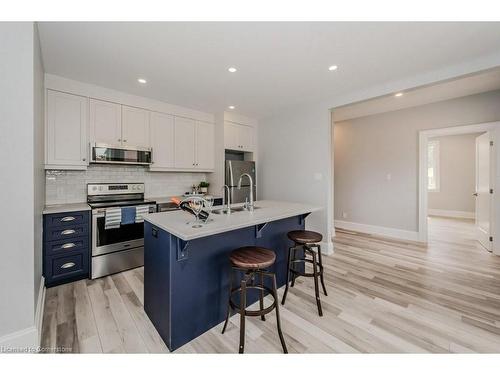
[168,215,305,351]
[144,221,173,349]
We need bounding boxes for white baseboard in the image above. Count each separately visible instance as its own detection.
[428,209,475,219]
[0,326,38,350]
[335,220,420,242]
[35,276,46,346]
[0,277,45,351]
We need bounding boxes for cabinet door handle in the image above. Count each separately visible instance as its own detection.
[60,216,76,222]
[123,139,127,142]
[82,158,86,162]
[61,229,76,236]
[61,243,76,249]
[118,139,122,142]
[61,262,76,269]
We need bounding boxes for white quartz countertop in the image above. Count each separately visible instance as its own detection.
[43,202,91,214]
[144,200,322,241]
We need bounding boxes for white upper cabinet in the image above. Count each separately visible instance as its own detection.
[224,121,254,152]
[46,90,88,169]
[45,87,215,172]
[196,122,215,170]
[238,123,254,152]
[224,121,240,150]
[90,99,122,146]
[149,112,174,170]
[122,105,150,148]
[173,117,215,171]
[174,117,197,169]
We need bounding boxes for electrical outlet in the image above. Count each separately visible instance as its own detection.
[386,173,392,181]
[342,212,348,219]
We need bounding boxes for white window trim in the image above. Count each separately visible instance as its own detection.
[428,140,440,193]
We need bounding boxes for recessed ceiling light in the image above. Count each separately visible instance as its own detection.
[394,92,403,97]
[228,105,235,110]
[137,78,147,84]
[228,67,237,73]
[328,65,338,71]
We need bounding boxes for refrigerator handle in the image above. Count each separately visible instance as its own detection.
[229,160,234,188]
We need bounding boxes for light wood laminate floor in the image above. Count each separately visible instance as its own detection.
[41,217,500,353]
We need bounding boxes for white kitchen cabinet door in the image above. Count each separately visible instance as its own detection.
[174,117,196,169]
[224,121,240,151]
[122,105,150,148]
[89,99,122,146]
[239,124,254,152]
[149,112,175,169]
[46,90,88,169]
[224,121,254,152]
[195,122,215,170]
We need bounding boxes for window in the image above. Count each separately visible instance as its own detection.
[427,140,440,192]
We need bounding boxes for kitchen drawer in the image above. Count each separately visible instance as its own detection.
[45,210,89,228]
[44,223,89,242]
[45,251,89,286]
[45,236,89,255]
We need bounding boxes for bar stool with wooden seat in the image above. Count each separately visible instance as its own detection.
[221,246,288,354]
[281,230,327,316]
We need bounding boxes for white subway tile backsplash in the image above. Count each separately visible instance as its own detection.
[46,165,207,204]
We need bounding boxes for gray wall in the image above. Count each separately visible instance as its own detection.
[334,90,500,232]
[428,133,481,213]
[0,22,39,339]
[259,102,334,251]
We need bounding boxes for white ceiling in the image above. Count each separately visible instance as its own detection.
[37,22,500,119]
[334,67,500,122]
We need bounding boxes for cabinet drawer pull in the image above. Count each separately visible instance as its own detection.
[61,229,76,236]
[60,216,76,222]
[61,242,76,249]
[61,262,76,269]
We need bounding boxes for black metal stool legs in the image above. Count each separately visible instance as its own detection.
[239,277,247,354]
[316,245,328,296]
[259,272,266,321]
[271,272,288,353]
[281,246,293,305]
[282,242,327,317]
[310,250,323,317]
[221,268,233,334]
[222,267,287,354]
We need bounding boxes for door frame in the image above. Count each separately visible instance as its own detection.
[418,121,499,254]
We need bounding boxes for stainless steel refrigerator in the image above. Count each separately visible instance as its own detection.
[225,160,257,204]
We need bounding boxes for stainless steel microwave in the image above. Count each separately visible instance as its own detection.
[90,143,152,165]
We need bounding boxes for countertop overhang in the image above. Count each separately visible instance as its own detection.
[144,200,322,241]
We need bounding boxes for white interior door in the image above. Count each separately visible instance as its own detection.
[475,132,492,251]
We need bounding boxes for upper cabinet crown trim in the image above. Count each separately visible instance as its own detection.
[45,73,214,124]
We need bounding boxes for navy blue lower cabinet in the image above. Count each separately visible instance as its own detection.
[43,210,90,287]
[143,214,306,352]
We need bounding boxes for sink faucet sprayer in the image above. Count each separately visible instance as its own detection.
[237,173,254,212]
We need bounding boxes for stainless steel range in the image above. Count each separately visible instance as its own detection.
[88,183,156,279]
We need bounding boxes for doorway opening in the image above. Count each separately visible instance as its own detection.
[418,122,499,253]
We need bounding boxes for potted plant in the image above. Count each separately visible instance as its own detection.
[198,181,210,194]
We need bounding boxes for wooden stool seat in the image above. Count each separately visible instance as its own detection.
[287,230,323,244]
[229,246,276,269]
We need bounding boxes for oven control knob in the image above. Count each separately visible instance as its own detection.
[92,186,97,191]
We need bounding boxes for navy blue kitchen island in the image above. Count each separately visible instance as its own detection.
[143,200,320,351]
